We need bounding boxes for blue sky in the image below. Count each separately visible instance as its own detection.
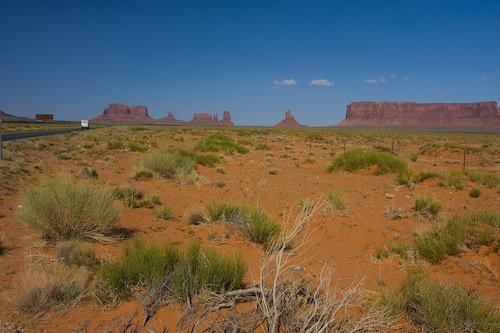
[1,0,499,126]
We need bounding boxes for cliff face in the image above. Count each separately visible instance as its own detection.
[92,103,154,123]
[337,101,500,131]
[190,111,234,126]
[273,109,307,128]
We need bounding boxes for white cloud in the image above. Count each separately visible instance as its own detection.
[310,79,334,86]
[379,76,386,83]
[389,74,396,79]
[365,79,379,83]
[402,77,410,80]
[274,79,298,86]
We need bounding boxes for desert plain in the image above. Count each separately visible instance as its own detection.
[0,124,499,331]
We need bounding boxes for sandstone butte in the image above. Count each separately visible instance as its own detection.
[91,103,155,123]
[336,101,500,132]
[273,109,308,128]
[189,111,234,126]
[156,112,184,124]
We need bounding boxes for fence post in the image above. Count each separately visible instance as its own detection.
[463,148,466,172]
[309,138,312,156]
[343,140,346,153]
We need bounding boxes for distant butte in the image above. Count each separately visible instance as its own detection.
[157,112,184,124]
[273,109,307,128]
[92,103,155,123]
[336,101,500,132]
[190,111,234,126]
[0,110,29,121]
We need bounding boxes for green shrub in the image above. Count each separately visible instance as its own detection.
[205,202,281,247]
[438,170,464,190]
[414,222,463,264]
[142,150,197,181]
[256,143,270,150]
[97,239,246,303]
[133,170,153,181]
[96,239,182,300]
[384,271,500,331]
[151,195,162,205]
[395,168,413,188]
[410,153,418,162]
[153,205,173,220]
[269,169,278,175]
[413,170,440,183]
[194,135,249,154]
[469,187,481,198]
[18,175,119,243]
[327,149,407,175]
[137,199,153,208]
[466,170,500,189]
[326,192,346,211]
[80,167,98,179]
[107,141,125,150]
[127,142,147,153]
[413,195,443,221]
[56,241,99,268]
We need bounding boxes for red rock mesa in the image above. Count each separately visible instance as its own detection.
[157,112,184,123]
[190,111,234,126]
[92,103,155,123]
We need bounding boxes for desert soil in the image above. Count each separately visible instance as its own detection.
[0,126,499,331]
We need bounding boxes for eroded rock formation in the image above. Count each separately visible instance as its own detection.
[0,110,29,121]
[273,109,307,128]
[190,111,234,126]
[157,112,184,123]
[92,103,154,123]
[336,101,500,131]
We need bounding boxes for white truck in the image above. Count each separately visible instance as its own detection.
[81,120,89,130]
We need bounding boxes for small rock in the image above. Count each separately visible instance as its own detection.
[385,193,395,199]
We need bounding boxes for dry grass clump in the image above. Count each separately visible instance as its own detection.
[383,270,500,332]
[328,149,407,175]
[17,174,119,243]
[12,262,91,314]
[56,240,99,269]
[142,150,199,183]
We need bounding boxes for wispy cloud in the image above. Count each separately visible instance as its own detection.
[389,74,396,79]
[379,76,386,83]
[310,79,334,86]
[481,76,487,80]
[365,79,378,83]
[402,77,410,80]
[274,79,298,86]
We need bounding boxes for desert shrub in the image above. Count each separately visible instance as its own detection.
[373,145,393,154]
[153,205,173,220]
[107,141,125,150]
[127,142,147,152]
[133,170,153,181]
[414,224,462,264]
[194,135,249,154]
[137,199,154,208]
[469,187,481,198]
[326,192,346,211]
[410,153,418,162]
[112,186,144,200]
[142,150,197,181]
[56,241,99,268]
[269,169,278,175]
[395,168,413,188]
[256,143,270,150]
[96,239,182,300]
[205,202,281,246]
[412,195,443,221]
[97,239,246,303]
[466,170,500,189]
[151,195,162,205]
[188,210,206,225]
[413,170,440,183]
[327,149,407,175]
[80,167,98,179]
[13,263,90,313]
[299,198,314,215]
[384,271,500,331]
[18,175,119,243]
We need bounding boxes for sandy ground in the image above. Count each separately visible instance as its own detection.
[0,126,499,331]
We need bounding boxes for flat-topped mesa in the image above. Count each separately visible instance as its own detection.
[337,101,500,131]
[273,109,308,128]
[190,111,234,126]
[0,110,29,121]
[92,103,154,123]
[157,112,184,123]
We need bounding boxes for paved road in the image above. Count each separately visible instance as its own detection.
[1,128,84,141]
